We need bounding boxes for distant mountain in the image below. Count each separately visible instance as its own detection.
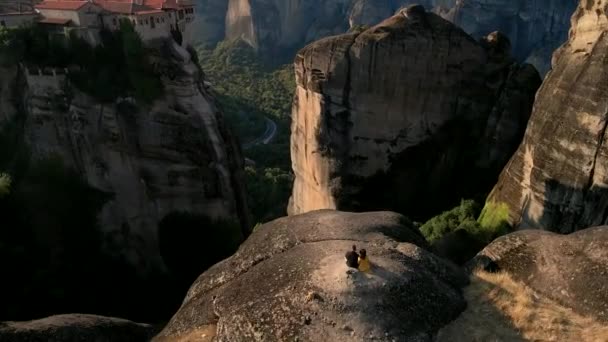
[194,0,576,74]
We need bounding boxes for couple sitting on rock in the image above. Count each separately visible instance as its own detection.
[345,245,370,272]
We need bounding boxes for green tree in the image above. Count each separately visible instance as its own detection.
[0,173,11,197]
[245,166,294,223]
[1,23,163,103]
[420,199,482,243]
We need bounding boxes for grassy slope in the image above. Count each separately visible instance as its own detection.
[437,271,608,341]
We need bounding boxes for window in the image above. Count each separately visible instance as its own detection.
[145,19,148,25]
[132,19,136,25]
[178,10,184,20]
[156,17,160,23]
[0,21,5,28]
[112,18,117,26]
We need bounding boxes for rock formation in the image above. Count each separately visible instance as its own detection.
[0,314,156,342]
[0,65,20,123]
[444,0,578,75]
[154,210,468,341]
[487,0,608,233]
[288,6,541,221]
[195,1,575,73]
[469,227,608,322]
[194,0,229,47]
[18,40,250,275]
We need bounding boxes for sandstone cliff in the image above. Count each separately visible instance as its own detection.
[194,0,229,47]
[195,0,575,73]
[289,6,541,220]
[155,210,468,341]
[18,40,250,275]
[487,0,608,233]
[445,0,577,75]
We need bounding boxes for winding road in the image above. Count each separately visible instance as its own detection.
[243,116,277,149]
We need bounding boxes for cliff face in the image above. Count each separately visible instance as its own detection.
[195,0,575,73]
[288,6,541,220]
[194,0,229,47]
[488,0,608,233]
[20,41,250,274]
[445,0,578,75]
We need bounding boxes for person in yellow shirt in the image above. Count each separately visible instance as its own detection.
[358,249,371,272]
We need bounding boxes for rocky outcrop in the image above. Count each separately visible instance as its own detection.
[194,0,229,47]
[487,0,608,232]
[469,227,608,322]
[194,1,575,73]
[444,0,577,75]
[289,6,541,220]
[20,40,250,275]
[0,314,156,342]
[155,210,468,341]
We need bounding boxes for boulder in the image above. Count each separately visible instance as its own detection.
[469,226,608,322]
[155,210,468,341]
[0,314,156,342]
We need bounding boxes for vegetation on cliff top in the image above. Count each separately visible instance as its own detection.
[0,21,163,103]
[0,173,10,197]
[420,199,512,264]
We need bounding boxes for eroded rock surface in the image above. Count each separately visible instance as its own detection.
[488,0,608,232]
[196,0,575,73]
[469,227,608,322]
[20,40,250,274]
[155,210,467,342]
[0,314,155,342]
[445,0,577,75]
[289,6,541,220]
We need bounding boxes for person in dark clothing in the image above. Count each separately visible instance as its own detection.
[345,245,359,268]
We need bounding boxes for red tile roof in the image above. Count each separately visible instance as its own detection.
[161,0,179,9]
[35,0,87,10]
[94,0,134,14]
[143,0,163,9]
[94,0,167,14]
